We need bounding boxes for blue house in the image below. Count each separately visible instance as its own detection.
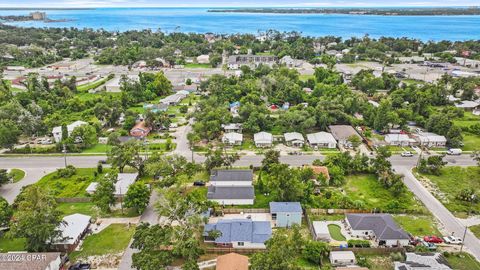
[203,219,271,248]
[269,202,302,228]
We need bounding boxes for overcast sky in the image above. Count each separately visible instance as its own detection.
[0,0,478,8]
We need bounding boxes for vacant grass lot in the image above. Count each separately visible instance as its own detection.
[470,224,480,239]
[419,167,480,217]
[328,224,346,241]
[36,168,106,198]
[70,224,135,262]
[393,215,441,236]
[445,252,480,270]
[461,132,480,151]
[0,237,26,252]
[82,143,112,153]
[344,174,424,213]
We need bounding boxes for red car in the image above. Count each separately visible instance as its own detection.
[424,236,443,244]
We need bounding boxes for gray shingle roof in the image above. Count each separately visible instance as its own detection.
[269,202,302,213]
[210,169,253,182]
[203,219,272,244]
[207,186,254,200]
[346,214,409,240]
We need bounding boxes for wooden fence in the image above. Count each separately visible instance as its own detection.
[222,208,269,214]
[331,247,405,255]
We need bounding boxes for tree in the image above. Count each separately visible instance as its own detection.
[108,140,144,173]
[348,135,361,149]
[0,169,10,186]
[0,196,13,227]
[0,119,21,149]
[70,124,98,149]
[204,147,239,172]
[92,173,116,213]
[124,182,150,214]
[268,164,305,202]
[417,155,447,175]
[303,240,330,266]
[262,150,280,173]
[10,186,63,251]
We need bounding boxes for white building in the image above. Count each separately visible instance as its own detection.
[384,134,416,146]
[222,123,243,133]
[52,120,88,143]
[284,132,305,147]
[329,251,357,267]
[52,213,91,252]
[196,54,210,64]
[312,221,331,241]
[413,132,447,148]
[307,132,337,149]
[160,92,188,105]
[254,132,273,148]
[222,132,243,146]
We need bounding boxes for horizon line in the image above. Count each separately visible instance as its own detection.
[0,5,478,9]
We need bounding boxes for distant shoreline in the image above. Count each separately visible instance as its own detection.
[0,8,94,10]
[208,7,480,16]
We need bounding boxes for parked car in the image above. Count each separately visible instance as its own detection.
[193,181,205,186]
[69,263,91,270]
[447,148,462,155]
[424,236,443,244]
[98,160,107,164]
[443,236,462,245]
[421,240,437,250]
[401,151,414,157]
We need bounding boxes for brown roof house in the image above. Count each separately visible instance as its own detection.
[130,121,151,138]
[305,165,330,185]
[216,252,249,270]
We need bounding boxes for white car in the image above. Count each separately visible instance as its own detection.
[443,236,462,245]
[401,151,414,157]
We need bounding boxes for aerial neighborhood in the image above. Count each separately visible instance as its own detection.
[0,13,480,270]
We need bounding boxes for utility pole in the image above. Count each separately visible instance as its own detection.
[62,144,67,167]
[460,226,467,253]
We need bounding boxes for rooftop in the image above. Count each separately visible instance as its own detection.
[269,202,302,213]
[210,169,253,182]
[346,213,409,240]
[203,219,271,244]
[328,125,361,141]
[55,213,91,245]
[207,186,254,200]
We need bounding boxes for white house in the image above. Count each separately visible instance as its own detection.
[203,219,272,248]
[52,120,88,143]
[306,132,337,149]
[284,132,305,147]
[455,100,479,111]
[384,134,416,146]
[254,132,273,148]
[160,92,188,105]
[413,132,447,148]
[222,123,243,133]
[329,251,357,267]
[52,213,91,252]
[312,221,331,241]
[196,54,210,64]
[222,132,243,146]
[346,214,410,247]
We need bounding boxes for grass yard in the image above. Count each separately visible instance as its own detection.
[419,167,480,216]
[453,111,480,128]
[0,237,26,252]
[461,132,480,151]
[299,74,315,82]
[444,252,480,270]
[362,255,394,270]
[70,224,135,262]
[344,174,424,213]
[185,63,212,68]
[82,143,112,154]
[57,202,141,218]
[328,224,346,241]
[393,215,441,236]
[470,224,480,239]
[8,169,25,183]
[36,168,106,198]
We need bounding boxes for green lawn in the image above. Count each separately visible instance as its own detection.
[57,202,141,218]
[0,237,26,252]
[445,252,480,270]
[344,174,424,213]
[419,167,480,217]
[453,111,480,128]
[70,224,135,262]
[184,63,212,68]
[461,132,480,151]
[8,169,25,183]
[393,215,441,236]
[36,168,105,198]
[82,144,112,153]
[299,74,315,82]
[470,224,480,239]
[328,224,346,241]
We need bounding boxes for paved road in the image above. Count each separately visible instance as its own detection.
[395,166,480,261]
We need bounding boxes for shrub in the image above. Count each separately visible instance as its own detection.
[55,165,77,178]
[347,239,371,248]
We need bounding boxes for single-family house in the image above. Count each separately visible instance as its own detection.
[144,103,169,113]
[52,120,88,143]
[130,121,151,138]
[329,251,357,267]
[307,132,337,149]
[222,132,243,146]
[269,202,302,228]
[197,54,210,64]
[210,169,253,186]
[222,123,243,133]
[454,100,479,111]
[384,134,416,146]
[160,92,188,105]
[0,252,62,270]
[86,173,138,198]
[394,253,452,270]
[312,221,331,241]
[280,55,302,68]
[207,186,255,205]
[52,213,91,252]
[216,253,249,270]
[412,132,447,148]
[328,125,362,148]
[346,214,410,247]
[284,132,305,147]
[254,132,273,148]
[203,219,272,248]
[307,165,331,185]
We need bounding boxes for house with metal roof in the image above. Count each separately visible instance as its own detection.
[210,169,253,186]
[328,125,362,148]
[269,202,302,228]
[307,132,337,149]
[254,132,273,148]
[203,219,272,248]
[207,186,254,205]
[52,213,91,252]
[394,253,452,270]
[412,132,447,148]
[284,132,305,147]
[222,123,243,133]
[346,214,410,247]
[52,120,88,143]
[222,132,243,146]
[385,134,416,146]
